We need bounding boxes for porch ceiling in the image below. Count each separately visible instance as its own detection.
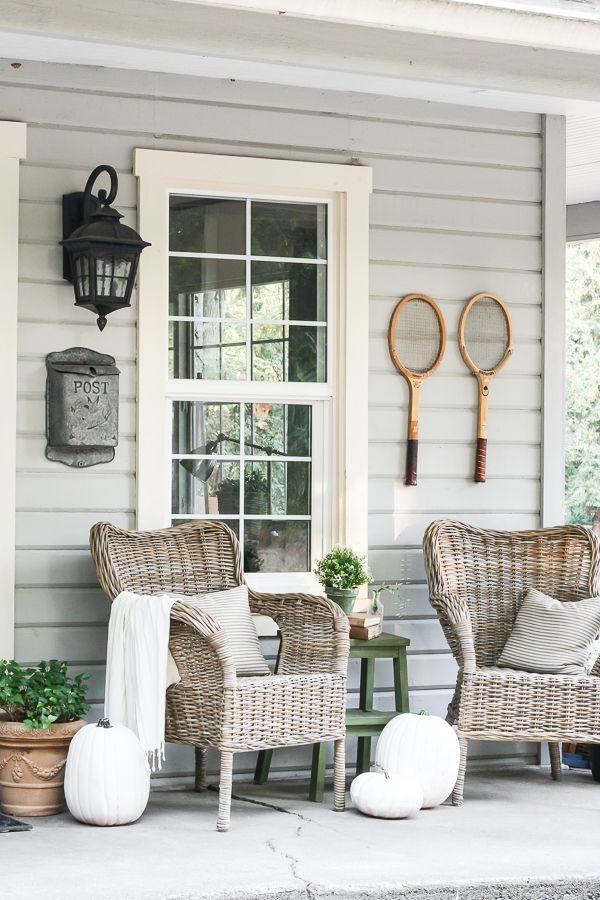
[2,0,600,202]
[4,767,600,900]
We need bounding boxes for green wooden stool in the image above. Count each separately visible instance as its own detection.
[254,631,410,801]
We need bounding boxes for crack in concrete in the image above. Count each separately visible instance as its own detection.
[266,828,318,900]
[207,784,315,824]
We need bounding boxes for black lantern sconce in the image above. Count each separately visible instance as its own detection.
[60,165,150,331]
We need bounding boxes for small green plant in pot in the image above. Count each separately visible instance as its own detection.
[314,546,373,615]
[0,660,89,816]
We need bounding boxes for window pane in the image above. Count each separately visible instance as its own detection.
[169,258,246,317]
[169,321,246,380]
[251,324,326,382]
[252,262,326,322]
[244,461,310,516]
[169,196,246,255]
[251,202,326,259]
[245,404,311,457]
[172,460,240,515]
[171,401,241,455]
[244,520,310,573]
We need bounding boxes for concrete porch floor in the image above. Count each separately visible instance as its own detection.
[4,766,600,900]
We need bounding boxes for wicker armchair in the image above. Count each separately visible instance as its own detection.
[90,520,349,831]
[423,519,600,805]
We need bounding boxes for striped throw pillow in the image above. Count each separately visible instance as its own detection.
[496,588,600,676]
[187,585,271,677]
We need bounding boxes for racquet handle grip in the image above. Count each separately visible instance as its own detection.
[475,438,487,483]
[406,439,418,486]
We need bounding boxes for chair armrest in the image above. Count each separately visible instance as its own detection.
[248,590,349,676]
[430,592,477,675]
[590,654,600,678]
[169,602,237,689]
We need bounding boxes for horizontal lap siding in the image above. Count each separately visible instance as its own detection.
[7,57,541,777]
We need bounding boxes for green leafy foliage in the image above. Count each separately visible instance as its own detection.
[314,546,373,590]
[0,660,90,730]
[565,242,600,524]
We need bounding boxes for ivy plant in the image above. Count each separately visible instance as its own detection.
[0,660,90,730]
[314,546,373,590]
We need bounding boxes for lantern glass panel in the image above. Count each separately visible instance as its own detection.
[74,255,90,300]
[96,255,132,298]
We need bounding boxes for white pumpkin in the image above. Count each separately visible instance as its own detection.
[350,771,423,819]
[375,712,460,808]
[65,719,150,826]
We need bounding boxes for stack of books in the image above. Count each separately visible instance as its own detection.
[348,613,381,640]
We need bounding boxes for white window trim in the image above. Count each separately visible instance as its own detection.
[0,121,26,660]
[134,149,371,589]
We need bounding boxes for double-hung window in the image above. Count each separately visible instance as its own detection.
[169,195,328,577]
[135,150,371,592]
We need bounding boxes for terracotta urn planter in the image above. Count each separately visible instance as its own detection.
[0,716,87,816]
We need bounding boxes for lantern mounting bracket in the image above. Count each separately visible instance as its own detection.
[61,164,119,282]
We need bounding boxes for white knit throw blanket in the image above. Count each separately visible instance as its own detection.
[104,591,181,771]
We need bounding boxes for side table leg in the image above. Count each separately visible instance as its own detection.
[393,649,410,713]
[359,657,376,711]
[254,749,273,784]
[356,736,372,775]
[309,742,328,802]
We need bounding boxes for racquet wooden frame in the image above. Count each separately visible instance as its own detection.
[458,292,513,483]
[388,293,446,486]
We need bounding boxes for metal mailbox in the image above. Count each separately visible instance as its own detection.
[46,347,120,467]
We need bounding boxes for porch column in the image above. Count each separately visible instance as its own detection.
[0,121,27,660]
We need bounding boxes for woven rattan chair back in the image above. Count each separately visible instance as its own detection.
[424,519,600,668]
[90,520,244,602]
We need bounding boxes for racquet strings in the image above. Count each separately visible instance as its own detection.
[464,296,509,372]
[394,297,443,374]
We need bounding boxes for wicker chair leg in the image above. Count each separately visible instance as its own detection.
[453,736,468,806]
[333,738,346,811]
[217,751,234,832]
[549,742,562,781]
[195,747,207,792]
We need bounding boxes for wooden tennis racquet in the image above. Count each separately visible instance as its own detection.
[388,294,446,486]
[459,293,513,483]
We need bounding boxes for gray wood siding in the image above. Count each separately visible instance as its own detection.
[7,57,542,777]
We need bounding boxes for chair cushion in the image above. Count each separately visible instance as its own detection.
[496,588,600,675]
[173,585,271,677]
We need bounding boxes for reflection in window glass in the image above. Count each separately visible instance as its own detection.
[169,196,246,255]
[172,402,241,455]
[171,401,311,572]
[169,321,246,380]
[169,258,246,317]
[172,459,240,515]
[245,521,310,573]
[168,197,327,383]
[251,201,326,259]
[245,403,311,457]
[252,262,326,322]
[250,324,325,382]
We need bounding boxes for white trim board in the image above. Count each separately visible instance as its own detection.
[541,114,566,528]
[4,29,600,119]
[134,149,371,563]
[0,121,26,661]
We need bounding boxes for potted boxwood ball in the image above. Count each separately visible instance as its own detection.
[314,546,373,615]
[0,660,89,816]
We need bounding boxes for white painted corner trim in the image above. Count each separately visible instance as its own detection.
[134,149,372,558]
[0,121,26,661]
[541,114,566,528]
